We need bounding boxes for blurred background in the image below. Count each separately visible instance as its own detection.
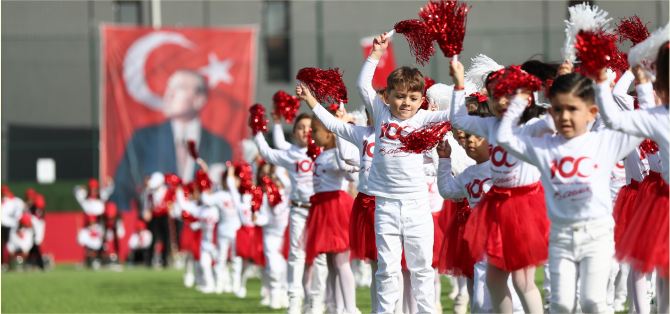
[1,0,668,262]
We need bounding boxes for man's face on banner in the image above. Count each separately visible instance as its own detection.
[162,71,208,122]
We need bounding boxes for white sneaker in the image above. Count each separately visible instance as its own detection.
[281,296,290,309]
[286,298,302,314]
[261,295,271,306]
[235,287,247,298]
[223,281,233,293]
[453,294,469,314]
[435,302,443,314]
[183,273,195,288]
[232,278,240,294]
[308,297,324,314]
[270,296,283,310]
[215,279,225,295]
[198,284,216,294]
[613,299,626,312]
[324,302,336,314]
[448,289,458,300]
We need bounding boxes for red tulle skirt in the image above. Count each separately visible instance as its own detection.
[349,192,377,261]
[431,211,445,268]
[463,182,550,271]
[616,173,669,278]
[281,225,290,260]
[304,191,354,264]
[613,180,641,243]
[439,199,458,232]
[236,226,256,260]
[439,199,475,278]
[180,225,202,260]
[252,226,266,266]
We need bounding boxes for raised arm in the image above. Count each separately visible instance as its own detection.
[636,82,656,110]
[612,71,635,110]
[596,80,658,138]
[254,133,293,169]
[254,194,271,227]
[450,90,491,138]
[358,33,389,116]
[311,105,360,145]
[497,95,539,165]
[273,124,292,150]
[437,158,467,200]
[337,136,361,167]
[274,166,291,192]
[100,179,115,202]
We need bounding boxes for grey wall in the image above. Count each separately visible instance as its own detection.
[2,0,668,180]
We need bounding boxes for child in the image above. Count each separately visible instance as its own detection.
[253,163,291,309]
[192,168,220,294]
[253,113,328,313]
[27,193,46,270]
[74,178,114,217]
[128,220,152,266]
[296,87,359,314]
[175,181,202,287]
[103,202,125,261]
[77,214,104,269]
[144,172,171,268]
[6,213,35,270]
[358,33,451,314]
[450,61,551,313]
[496,71,644,312]
[597,42,669,313]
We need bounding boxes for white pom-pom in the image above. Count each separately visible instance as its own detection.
[561,2,613,62]
[347,106,368,127]
[426,83,455,112]
[445,134,475,177]
[464,54,504,95]
[242,139,259,165]
[628,22,670,82]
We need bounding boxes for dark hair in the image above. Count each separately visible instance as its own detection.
[521,59,559,84]
[256,162,273,190]
[548,72,595,104]
[292,113,313,133]
[465,96,492,117]
[387,66,425,94]
[485,71,548,123]
[656,41,669,100]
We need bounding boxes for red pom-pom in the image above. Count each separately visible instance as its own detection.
[421,77,436,110]
[616,15,650,47]
[394,19,436,66]
[187,140,198,159]
[262,176,282,207]
[249,104,269,134]
[639,139,659,160]
[273,90,302,123]
[418,0,471,58]
[610,50,630,75]
[399,121,451,154]
[469,92,488,102]
[233,161,253,194]
[574,29,618,79]
[306,130,323,161]
[296,68,348,105]
[195,169,212,191]
[329,103,340,111]
[182,209,198,224]
[488,65,543,99]
[250,185,264,213]
[164,173,182,187]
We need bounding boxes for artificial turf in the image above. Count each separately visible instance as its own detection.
[2,265,546,313]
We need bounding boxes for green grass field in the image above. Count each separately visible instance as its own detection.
[1,265,547,313]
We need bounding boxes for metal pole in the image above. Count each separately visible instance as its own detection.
[152,0,162,29]
[316,0,324,69]
[88,1,99,179]
[542,1,550,62]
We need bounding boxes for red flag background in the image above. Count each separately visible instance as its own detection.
[101,25,257,183]
[360,35,397,90]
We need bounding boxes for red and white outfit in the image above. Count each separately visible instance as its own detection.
[201,187,240,293]
[196,196,220,293]
[254,130,328,308]
[77,222,104,251]
[128,228,152,250]
[358,57,450,314]
[7,225,34,254]
[498,91,644,313]
[451,90,551,272]
[74,182,114,217]
[254,188,290,302]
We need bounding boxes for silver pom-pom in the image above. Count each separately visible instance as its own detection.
[426,83,455,112]
[628,22,670,82]
[562,2,613,62]
[464,54,504,95]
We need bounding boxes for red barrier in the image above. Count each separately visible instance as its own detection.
[42,209,140,263]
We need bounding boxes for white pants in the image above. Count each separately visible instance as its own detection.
[287,206,327,302]
[200,245,218,288]
[548,216,614,313]
[607,260,629,308]
[264,232,288,297]
[375,197,436,314]
[216,236,235,286]
[471,261,524,314]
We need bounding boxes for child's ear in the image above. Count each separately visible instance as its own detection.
[588,104,599,122]
[547,107,553,115]
[382,91,389,104]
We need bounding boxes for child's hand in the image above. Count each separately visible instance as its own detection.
[516,89,533,104]
[271,107,282,124]
[436,140,452,158]
[370,33,389,61]
[449,61,465,89]
[593,68,608,83]
[556,60,574,77]
[632,65,651,85]
[226,166,235,177]
[335,108,351,122]
[196,158,208,172]
[252,213,258,222]
[296,83,319,109]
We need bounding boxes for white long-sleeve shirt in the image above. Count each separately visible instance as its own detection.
[273,124,293,150]
[128,230,152,250]
[597,81,669,184]
[497,95,644,224]
[1,196,25,228]
[254,133,314,204]
[7,227,34,253]
[357,57,451,199]
[254,191,290,237]
[438,159,492,209]
[198,204,220,253]
[74,188,105,216]
[451,90,552,188]
[226,176,254,227]
[201,189,241,239]
[312,149,354,193]
[610,160,627,200]
[77,224,104,250]
[312,105,375,194]
[426,174,443,213]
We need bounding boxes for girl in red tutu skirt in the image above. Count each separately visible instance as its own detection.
[297,83,357,314]
[451,62,552,313]
[602,42,670,313]
[309,99,381,311]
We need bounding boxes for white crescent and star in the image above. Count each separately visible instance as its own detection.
[122,31,235,110]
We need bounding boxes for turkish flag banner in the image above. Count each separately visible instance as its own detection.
[360,35,397,90]
[101,25,257,209]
